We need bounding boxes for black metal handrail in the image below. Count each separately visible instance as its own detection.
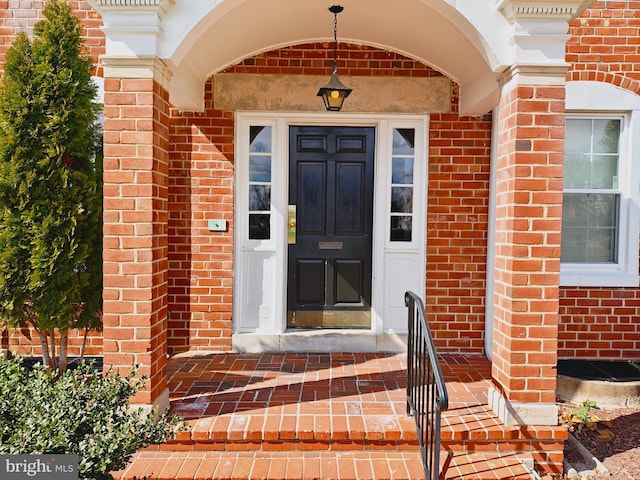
[405,290,449,480]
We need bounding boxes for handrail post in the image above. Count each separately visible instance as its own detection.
[405,290,449,480]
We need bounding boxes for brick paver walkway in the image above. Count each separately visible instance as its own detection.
[112,352,562,479]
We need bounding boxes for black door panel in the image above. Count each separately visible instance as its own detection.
[287,126,375,329]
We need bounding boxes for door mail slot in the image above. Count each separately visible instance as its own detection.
[318,241,344,250]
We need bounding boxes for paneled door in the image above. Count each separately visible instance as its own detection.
[287,126,375,328]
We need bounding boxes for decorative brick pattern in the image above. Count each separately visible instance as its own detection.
[567,1,640,96]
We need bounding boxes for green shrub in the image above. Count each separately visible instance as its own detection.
[569,399,597,423]
[0,0,103,371]
[0,355,187,480]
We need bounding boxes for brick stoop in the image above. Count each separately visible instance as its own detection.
[111,353,560,479]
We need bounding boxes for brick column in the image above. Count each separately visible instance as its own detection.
[489,66,566,425]
[102,58,171,408]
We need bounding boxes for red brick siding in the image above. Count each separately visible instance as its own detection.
[167,91,235,353]
[567,1,640,96]
[560,1,640,360]
[559,287,640,359]
[1,2,637,361]
[228,43,444,78]
[427,97,491,353]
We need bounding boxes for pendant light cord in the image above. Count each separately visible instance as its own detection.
[333,12,338,74]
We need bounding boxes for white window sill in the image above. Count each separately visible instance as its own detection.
[560,270,640,288]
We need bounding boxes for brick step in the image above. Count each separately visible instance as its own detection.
[442,452,535,480]
[161,405,565,453]
[112,451,428,480]
[440,404,567,472]
[441,404,567,444]
[112,450,537,480]
[162,412,419,450]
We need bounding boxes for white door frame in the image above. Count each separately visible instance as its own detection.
[233,112,428,351]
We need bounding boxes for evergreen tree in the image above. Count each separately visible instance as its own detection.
[0,0,102,371]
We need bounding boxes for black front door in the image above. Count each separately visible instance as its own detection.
[287,126,375,328]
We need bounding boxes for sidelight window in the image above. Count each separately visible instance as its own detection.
[248,126,272,240]
[390,128,415,242]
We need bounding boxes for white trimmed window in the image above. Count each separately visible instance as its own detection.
[561,82,640,287]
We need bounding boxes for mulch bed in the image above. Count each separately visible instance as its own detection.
[559,402,640,480]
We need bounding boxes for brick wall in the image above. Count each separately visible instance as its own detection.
[167,89,236,353]
[0,1,104,76]
[560,1,640,360]
[567,0,640,96]
[427,97,492,352]
[102,72,171,401]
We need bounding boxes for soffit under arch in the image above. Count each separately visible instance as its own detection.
[160,0,504,115]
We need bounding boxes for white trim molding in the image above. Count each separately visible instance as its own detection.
[101,56,172,91]
[497,0,595,68]
[87,0,174,58]
[497,0,594,23]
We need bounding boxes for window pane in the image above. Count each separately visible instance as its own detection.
[564,153,591,189]
[561,228,587,262]
[249,155,271,182]
[589,193,617,228]
[561,193,618,263]
[565,118,620,189]
[250,126,272,153]
[562,194,588,226]
[249,185,271,211]
[391,216,412,242]
[593,119,619,154]
[392,128,415,155]
[591,155,618,189]
[391,187,413,213]
[587,229,616,262]
[565,119,592,154]
[392,158,414,184]
[249,214,270,239]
